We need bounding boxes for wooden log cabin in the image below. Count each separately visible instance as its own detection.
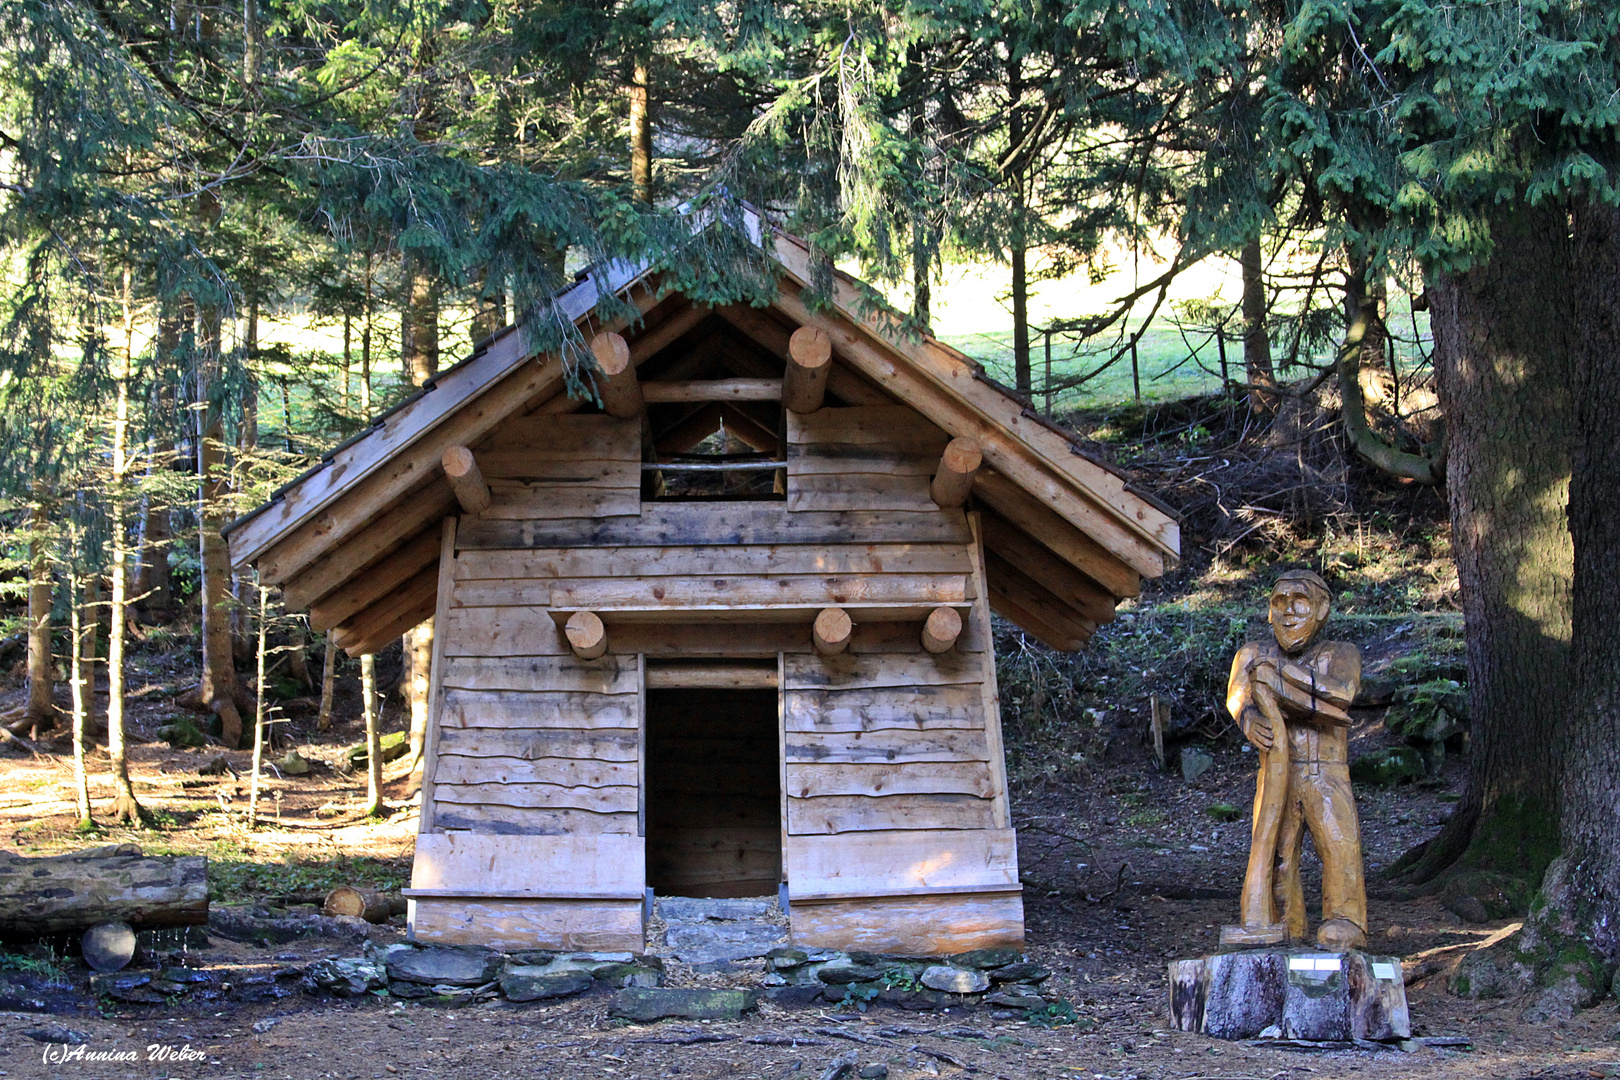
[225,220,1180,956]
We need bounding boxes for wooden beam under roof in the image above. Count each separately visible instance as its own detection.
[714,303,893,406]
[306,524,443,632]
[770,280,1167,579]
[969,470,1140,600]
[980,509,1118,625]
[984,554,1095,652]
[277,481,457,608]
[335,563,440,657]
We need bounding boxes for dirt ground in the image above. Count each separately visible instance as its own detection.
[0,673,1601,1080]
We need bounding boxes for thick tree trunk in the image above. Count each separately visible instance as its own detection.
[1395,207,1574,886]
[1542,200,1620,965]
[0,848,207,934]
[23,499,55,734]
[317,634,336,732]
[198,305,248,748]
[405,618,432,775]
[1240,234,1276,411]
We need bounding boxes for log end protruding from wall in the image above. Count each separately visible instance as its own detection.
[812,606,853,655]
[591,332,643,419]
[930,437,982,508]
[442,445,492,514]
[784,326,833,414]
[565,610,609,660]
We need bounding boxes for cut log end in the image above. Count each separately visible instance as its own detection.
[323,886,404,924]
[82,920,137,972]
[441,445,491,514]
[590,332,643,419]
[812,606,853,655]
[565,611,609,660]
[930,438,983,508]
[921,606,964,654]
[784,326,834,414]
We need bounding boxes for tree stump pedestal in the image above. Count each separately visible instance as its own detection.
[1168,949,1410,1041]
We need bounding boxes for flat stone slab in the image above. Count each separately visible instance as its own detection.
[386,947,500,987]
[499,967,593,1002]
[664,921,787,963]
[920,965,990,994]
[608,988,758,1022]
[1169,949,1409,1041]
[658,897,776,921]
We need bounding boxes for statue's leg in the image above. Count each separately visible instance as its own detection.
[1273,782,1308,942]
[1301,765,1367,947]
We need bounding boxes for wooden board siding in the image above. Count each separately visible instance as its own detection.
[786,406,949,513]
[410,897,644,952]
[448,541,975,621]
[427,650,642,837]
[785,829,1019,900]
[788,892,1024,955]
[475,413,642,521]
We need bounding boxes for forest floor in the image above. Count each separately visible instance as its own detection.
[0,393,1591,1080]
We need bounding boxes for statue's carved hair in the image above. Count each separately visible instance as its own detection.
[1274,569,1332,608]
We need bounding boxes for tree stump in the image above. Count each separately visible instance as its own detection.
[1168,949,1409,1041]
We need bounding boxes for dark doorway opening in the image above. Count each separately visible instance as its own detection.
[645,687,781,898]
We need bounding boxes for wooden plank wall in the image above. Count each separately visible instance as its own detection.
[426,413,646,838]
[780,407,1024,952]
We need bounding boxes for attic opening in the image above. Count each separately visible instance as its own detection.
[644,685,782,900]
[635,304,787,501]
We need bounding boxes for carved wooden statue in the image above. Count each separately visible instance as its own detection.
[1222,570,1366,950]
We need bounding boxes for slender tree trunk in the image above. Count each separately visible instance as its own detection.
[232,302,258,663]
[317,634,336,732]
[1240,233,1276,411]
[248,584,268,826]
[1395,206,1574,886]
[135,312,178,616]
[401,259,438,388]
[69,563,90,827]
[1010,217,1030,395]
[341,312,352,416]
[23,498,55,734]
[107,270,143,825]
[406,618,432,777]
[80,574,99,713]
[361,250,373,415]
[630,57,652,204]
[361,653,382,815]
[198,304,247,748]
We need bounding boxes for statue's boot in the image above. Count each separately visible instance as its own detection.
[1315,917,1366,951]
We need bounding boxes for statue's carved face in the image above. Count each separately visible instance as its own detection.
[1270,579,1329,654]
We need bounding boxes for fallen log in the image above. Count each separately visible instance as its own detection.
[324,886,407,923]
[0,845,208,935]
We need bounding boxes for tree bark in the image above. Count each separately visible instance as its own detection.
[69,565,90,826]
[23,498,55,734]
[1541,199,1620,964]
[317,634,336,731]
[630,57,652,204]
[107,272,144,826]
[405,618,432,776]
[1338,265,1445,485]
[361,653,382,815]
[1240,234,1276,412]
[197,304,248,748]
[0,848,207,934]
[401,258,438,388]
[1394,206,1574,886]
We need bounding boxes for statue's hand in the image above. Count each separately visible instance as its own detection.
[1242,706,1274,751]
